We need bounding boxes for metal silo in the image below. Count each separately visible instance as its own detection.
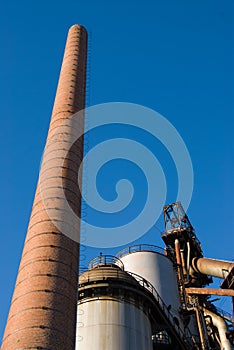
[76,255,153,350]
[117,245,182,327]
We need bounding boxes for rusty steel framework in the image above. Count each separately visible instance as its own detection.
[162,201,234,350]
[1,23,233,350]
[76,202,234,350]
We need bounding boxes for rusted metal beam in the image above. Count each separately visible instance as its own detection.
[186,287,234,297]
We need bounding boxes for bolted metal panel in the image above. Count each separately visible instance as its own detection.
[2,24,87,350]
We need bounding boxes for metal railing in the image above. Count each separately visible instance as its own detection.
[116,244,165,259]
[88,254,124,270]
[152,331,171,345]
[126,270,198,349]
[79,255,199,349]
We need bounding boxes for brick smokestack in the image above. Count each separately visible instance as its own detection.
[2,24,87,349]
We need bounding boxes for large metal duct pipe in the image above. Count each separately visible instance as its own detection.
[203,309,233,350]
[192,257,234,279]
[2,25,87,350]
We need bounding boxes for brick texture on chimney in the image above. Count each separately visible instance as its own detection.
[1,24,87,350]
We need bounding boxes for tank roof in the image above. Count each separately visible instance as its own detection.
[116,244,166,259]
[79,265,140,287]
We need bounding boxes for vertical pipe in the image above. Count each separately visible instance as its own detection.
[232,296,234,319]
[175,239,183,282]
[180,250,187,276]
[175,239,182,267]
[2,25,87,350]
[175,239,186,307]
[187,242,190,282]
[195,308,208,350]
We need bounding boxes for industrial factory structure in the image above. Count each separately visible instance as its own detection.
[2,25,234,350]
[76,202,234,350]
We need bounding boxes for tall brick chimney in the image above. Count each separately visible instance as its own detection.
[2,24,87,349]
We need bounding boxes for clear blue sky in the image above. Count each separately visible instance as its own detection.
[0,0,233,340]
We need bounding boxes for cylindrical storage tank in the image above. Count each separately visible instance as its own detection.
[77,299,153,350]
[117,245,182,325]
[76,257,153,350]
